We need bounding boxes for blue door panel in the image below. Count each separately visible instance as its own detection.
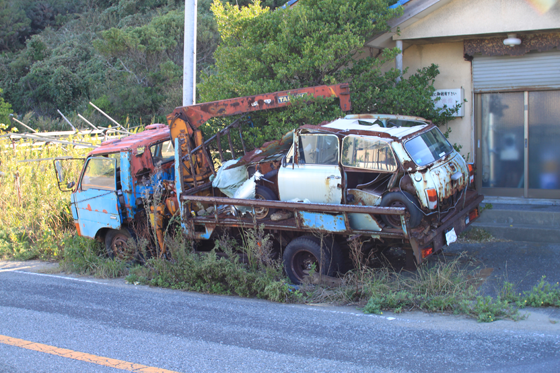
[74,189,121,239]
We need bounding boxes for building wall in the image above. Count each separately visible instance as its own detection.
[402,41,474,160]
[396,0,560,40]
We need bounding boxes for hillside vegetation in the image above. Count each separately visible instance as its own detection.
[0,0,284,128]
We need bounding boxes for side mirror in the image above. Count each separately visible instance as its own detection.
[52,158,84,192]
[55,160,64,183]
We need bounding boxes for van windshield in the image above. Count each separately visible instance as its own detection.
[404,128,454,167]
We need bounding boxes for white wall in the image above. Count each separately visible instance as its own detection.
[396,0,560,40]
[402,42,474,159]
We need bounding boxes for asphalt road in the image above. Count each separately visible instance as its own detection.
[1,264,560,373]
[445,240,560,297]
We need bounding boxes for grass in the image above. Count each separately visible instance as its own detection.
[0,124,100,260]
[55,225,560,322]
[459,227,502,243]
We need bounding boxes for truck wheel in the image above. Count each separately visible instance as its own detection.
[254,185,278,220]
[105,228,136,261]
[283,235,341,284]
[379,191,423,229]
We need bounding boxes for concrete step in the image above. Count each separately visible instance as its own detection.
[476,205,560,227]
[470,203,560,243]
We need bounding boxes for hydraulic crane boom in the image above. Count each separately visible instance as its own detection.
[166,83,351,140]
[165,83,352,190]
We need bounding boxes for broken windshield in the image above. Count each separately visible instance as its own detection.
[404,128,454,167]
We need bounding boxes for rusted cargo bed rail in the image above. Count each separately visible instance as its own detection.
[181,194,410,238]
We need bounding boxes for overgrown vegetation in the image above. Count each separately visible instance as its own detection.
[458,227,501,243]
[0,124,100,259]
[54,224,560,322]
[0,0,293,127]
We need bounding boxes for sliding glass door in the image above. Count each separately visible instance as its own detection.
[476,90,560,199]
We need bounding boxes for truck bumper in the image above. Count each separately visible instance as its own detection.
[410,190,484,264]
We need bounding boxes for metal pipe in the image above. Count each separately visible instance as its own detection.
[183,0,197,106]
[216,131,224,162]
[181,195,406,215]
[88,101,124,130]
[226,129,235,159]
[77,114,99,131]
[57,110,77,131]
[396,40,403,83]
[238,125,247,154]
[190,116,245,154]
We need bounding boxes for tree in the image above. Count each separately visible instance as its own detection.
[199,0,460,146]
[0,88,13,125]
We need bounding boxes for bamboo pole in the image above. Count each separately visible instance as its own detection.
[9,115,37,133]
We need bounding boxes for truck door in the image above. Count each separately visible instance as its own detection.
[74,157,122,238]
[278,133,342,203]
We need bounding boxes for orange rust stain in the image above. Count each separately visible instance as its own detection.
[102,209,108,213]
[74,222,82,236]
[86,204,92,211]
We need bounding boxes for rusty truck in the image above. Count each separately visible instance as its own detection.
[54,83,483,284]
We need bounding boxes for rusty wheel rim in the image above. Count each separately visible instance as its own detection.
[291,250,319,282]
[253,193,269,220]
[386,200,408,227]
[111,233,134,260]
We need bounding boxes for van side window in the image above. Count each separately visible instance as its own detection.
[150,140,174,165]
[298,134,339,165]
[81,158,116,191]
[341,136,397,172]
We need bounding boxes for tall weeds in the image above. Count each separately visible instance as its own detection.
[0,126,101,259]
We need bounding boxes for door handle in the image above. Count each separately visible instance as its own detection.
[110,216,117,220]
[327,175,341,180]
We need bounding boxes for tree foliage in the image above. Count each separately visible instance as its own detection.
[0,0,460,132]
[0,0,229,124]
[0,88,13,125]
[200,0,460,143]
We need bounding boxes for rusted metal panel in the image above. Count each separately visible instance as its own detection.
[298,211,347,232]
[74,189,121,239]
[181,195,406,215]
[120,151,133,219]
[88,125,169,156]
[168,84,351,135]
[225,130,294,169]
[299,121,436,144]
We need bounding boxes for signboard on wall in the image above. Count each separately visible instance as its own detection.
[431,88,464,117]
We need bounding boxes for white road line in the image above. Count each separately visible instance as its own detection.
[0,266,32,273]
[12,270,106,285]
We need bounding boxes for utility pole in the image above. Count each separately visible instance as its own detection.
[183,0,197,106]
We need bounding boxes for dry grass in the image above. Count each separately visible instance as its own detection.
[0,125,101,259]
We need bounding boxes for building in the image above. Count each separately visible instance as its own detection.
[366,0,560,203]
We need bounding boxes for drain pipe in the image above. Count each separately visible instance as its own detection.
[396,40,403,83]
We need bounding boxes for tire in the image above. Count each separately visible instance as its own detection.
[105,228,136,261]
[254,185,278,220]
[283,235,342,284]
[379,191,423,229]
